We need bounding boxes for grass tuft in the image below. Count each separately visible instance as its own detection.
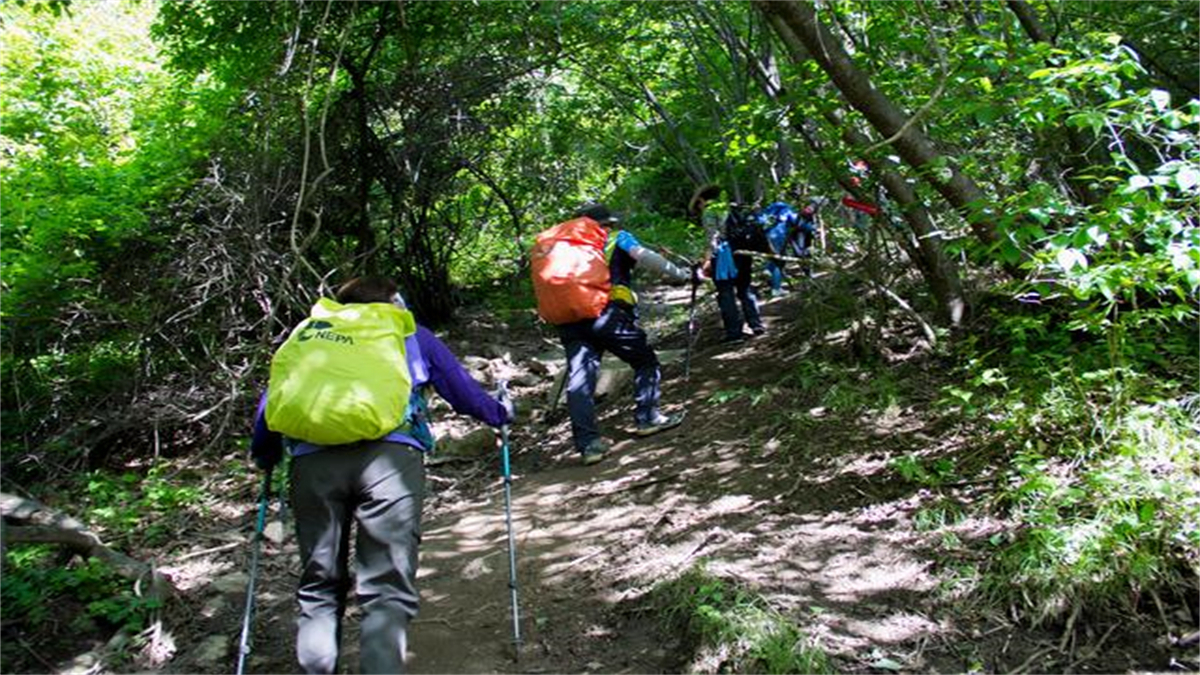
[648,563,833,674]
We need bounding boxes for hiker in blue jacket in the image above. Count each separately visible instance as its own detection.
[759,201,799,295]
[759,199,821,292]
[558,203,694,466]
[250,277,512,675]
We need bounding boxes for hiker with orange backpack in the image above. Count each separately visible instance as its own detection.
[530,204,697,465]
[249,277,512,674]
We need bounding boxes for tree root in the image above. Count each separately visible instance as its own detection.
[1,492,177,598]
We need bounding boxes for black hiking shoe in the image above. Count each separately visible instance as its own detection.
[635,412,685,437]
[581,438,610,465]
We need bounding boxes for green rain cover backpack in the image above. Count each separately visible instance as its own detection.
[266,297,417,446]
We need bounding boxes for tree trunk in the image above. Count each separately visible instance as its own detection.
[1006,0,1051,44]
[757,12,967,325]
[756,0,1000,248]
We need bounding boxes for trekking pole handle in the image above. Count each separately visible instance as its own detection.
[496,379,512,428]
[496,379,512,477]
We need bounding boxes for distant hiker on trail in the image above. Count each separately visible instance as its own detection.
[843,159,879,237]
[249,276,513,674]
[530,203,695,465]
[790,198,823,279]
[757,200,801,295]
[689,184,765,343]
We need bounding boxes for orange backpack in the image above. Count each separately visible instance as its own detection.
[530,217,611,324]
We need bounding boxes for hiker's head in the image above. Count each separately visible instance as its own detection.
[688,184,722,217]
[335,277,400,305]
[576,203,621,226]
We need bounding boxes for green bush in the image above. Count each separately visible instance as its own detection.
[1,547,161,633]
[650,563,832,674]
[78,463,205,547]
[986,401,1200,624]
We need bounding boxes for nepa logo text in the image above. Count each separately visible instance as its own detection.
[298,320,354,345]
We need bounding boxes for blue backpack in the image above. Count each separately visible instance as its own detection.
[759,202,797,252]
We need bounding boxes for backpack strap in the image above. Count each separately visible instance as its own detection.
[398,332,437,452]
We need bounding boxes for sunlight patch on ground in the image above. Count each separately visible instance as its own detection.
[160,557,232,593]
[838,611,943,645]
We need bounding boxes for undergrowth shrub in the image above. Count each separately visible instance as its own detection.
[76,462,206,547]
[1,546,162,634]
[649,563,832,674]
[986,400,1200,624]
[943,301,1199,626]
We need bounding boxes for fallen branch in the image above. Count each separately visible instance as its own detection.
[1011,644,1058,675]
[872,282,938,347]
[173,541,241,563]
[1,492,176,597]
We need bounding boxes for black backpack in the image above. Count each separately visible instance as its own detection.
[723,205,768,253]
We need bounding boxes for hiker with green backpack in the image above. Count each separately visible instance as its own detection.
[249,276,513,674]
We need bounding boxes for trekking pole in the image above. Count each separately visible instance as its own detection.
[496,381,523,659]
[684,266,700,381]
[732,249,812,265]
[236,470,273,675]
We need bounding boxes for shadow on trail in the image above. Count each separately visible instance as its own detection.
[402,285,962,674]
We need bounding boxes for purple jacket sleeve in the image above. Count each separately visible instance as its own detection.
[416,327,510,428]
[250,391,283,469]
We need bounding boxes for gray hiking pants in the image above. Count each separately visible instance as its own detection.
[291,440,425,674]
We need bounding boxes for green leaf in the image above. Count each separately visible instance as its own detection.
[974,105,1003,125]
[1066,111,1104,135]
[1185,269,1200,291]
[999,240,1023,265]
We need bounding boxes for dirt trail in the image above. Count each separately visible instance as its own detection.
[164,279,1174,675]
[403,286,947,674]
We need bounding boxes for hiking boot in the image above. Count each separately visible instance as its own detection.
[581,438,610,465]
[750,325,766,336]
[635,412,685,437]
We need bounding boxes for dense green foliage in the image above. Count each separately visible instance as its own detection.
[0,1,1195,668]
